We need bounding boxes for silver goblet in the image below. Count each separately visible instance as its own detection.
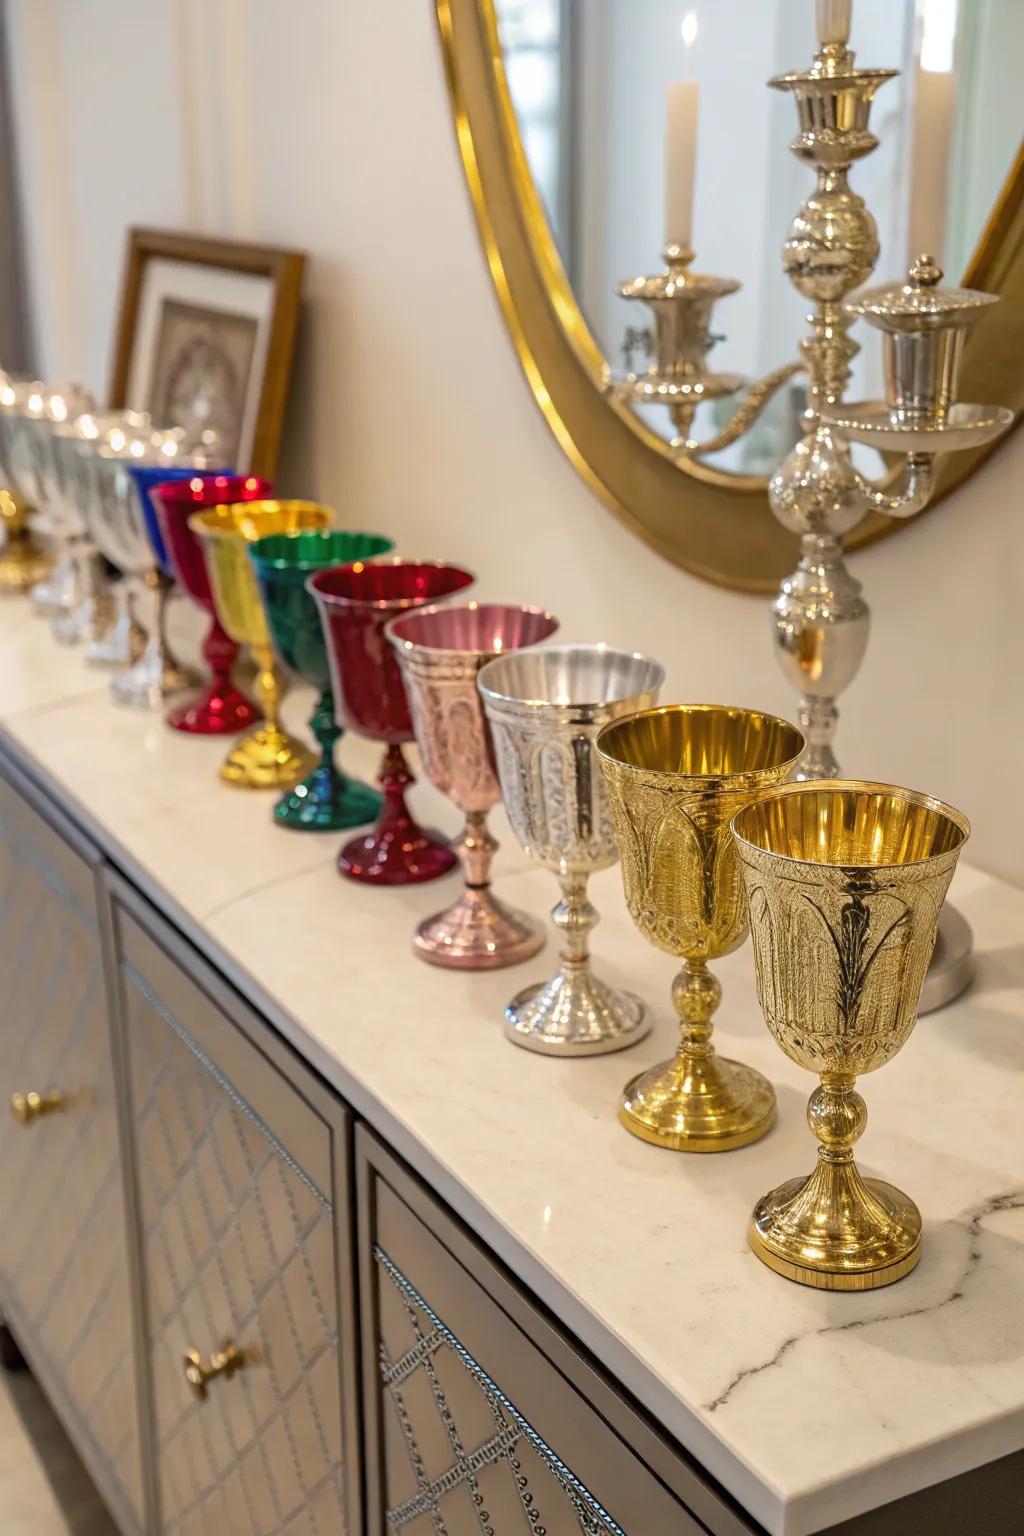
[478,644,665,1056]
[84,427,212,708]
[1,380,94,613]
[46,410,150,648]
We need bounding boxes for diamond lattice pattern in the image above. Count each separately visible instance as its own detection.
[124,969,346,1536]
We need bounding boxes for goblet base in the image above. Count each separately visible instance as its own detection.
[51,591,109,647]
[167,684,262,736]
[749,1164,922,1291]
[111,657,198,710]
[505,969,648,1056]
[30,550,77,614]
[338,824,455,885]
[414,887,545,970]
[0,542,52,595]
[274,772,381,831]
[219,726,314,790]
[620,1051,776,1152]
[85,611,143,668]
[919,904,973,1015]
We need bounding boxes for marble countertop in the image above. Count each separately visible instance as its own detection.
[2,597,1023,1536]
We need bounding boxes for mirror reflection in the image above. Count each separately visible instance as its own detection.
[496,0,1023,474]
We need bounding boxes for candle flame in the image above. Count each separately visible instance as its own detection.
[680,10,698,48]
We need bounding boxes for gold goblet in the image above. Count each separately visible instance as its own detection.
[0,489,52,594]
[189,500,332,789]
[597,705,804,1151]
[732,781,969,1290]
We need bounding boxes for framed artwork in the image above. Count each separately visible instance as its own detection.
[108,228,304,477]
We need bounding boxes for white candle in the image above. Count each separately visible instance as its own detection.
[816,0,852,46]
[907,65,956,265]
[665,12,699,251]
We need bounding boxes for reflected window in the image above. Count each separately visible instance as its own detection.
[496,0,574,268]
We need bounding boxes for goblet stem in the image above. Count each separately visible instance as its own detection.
[166,614,260,735]
[459,810,496,888]
[552,869,597,971]
[273,689,381,831]
[217,646,313,790]
[204,615,242,695]
[618,958,776,1152]
[337,743,456,883]
[749,1072,922,1290]
[155,570,194,690]
[413,811,545,969]
[87,578,143,668]
[111,572,181,708]
[51,539,107,645]
[252,643,282,729]
[504,870,647,1055]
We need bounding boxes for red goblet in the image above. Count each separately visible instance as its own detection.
[154,474,272,734]
[308,557,475,884]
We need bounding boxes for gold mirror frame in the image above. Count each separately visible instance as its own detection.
[436,0,1024,593]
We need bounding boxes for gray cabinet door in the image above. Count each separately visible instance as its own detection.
[0,760,145,1533]
[108,877,361,1536]
[356,1129,750,1536]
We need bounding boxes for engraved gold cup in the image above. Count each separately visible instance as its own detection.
[597,705,805,1152]
[190,500,332,789]
[732,781,970,1289]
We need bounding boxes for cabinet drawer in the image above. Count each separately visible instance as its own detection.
[0,762,144,1532]
[357,1131,746,1536]
[109,879,360,1536]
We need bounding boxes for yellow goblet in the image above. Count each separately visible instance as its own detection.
[597,704,804,1152]
[732,781,969,1289]
[189,500,332,789]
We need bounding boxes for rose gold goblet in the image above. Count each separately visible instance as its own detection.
[387,601,560,968]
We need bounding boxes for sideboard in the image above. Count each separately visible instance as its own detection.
[1,599,1023,1536]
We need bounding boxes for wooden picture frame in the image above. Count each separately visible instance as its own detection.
[107,227,304,479]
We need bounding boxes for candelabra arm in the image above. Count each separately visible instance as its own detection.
[848,452,935,519]
[676,360,805,458]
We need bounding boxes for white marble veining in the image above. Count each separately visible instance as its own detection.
[1,597,1023,1535]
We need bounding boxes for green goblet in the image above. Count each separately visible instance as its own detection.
[250,528,394,829]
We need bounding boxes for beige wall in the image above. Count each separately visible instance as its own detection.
[5,0,1022,883]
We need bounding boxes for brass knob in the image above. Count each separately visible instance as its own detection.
[183,1343,244,1400]
[11,1090,65,1125]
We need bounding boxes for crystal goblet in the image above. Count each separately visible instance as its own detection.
[732,780,969,1289]
[190,501,332,788]
[48,410,151,649]
[2,379,93,613]
[308,558,475,884]
[478,645,664,1055]
[250,528,394,829]
[0,372,51,594]
[597,705,805,1150]
[387,602,560,968]
[154,474,271,733]
[86,429,213,707]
